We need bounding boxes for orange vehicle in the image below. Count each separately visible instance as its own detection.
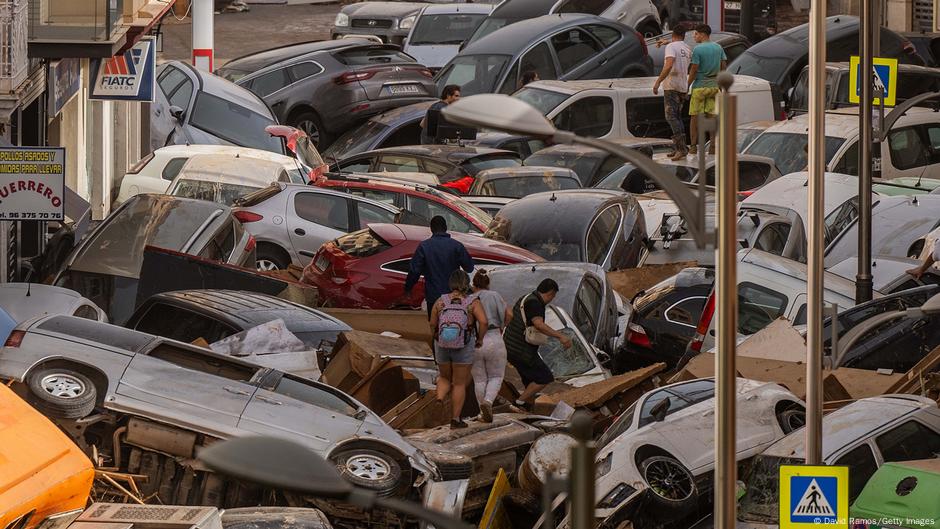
[0,383,93,529]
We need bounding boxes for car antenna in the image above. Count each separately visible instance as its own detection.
[609,81,614,88]
[25,282,30,297]
[550,192,557,201]
[331,154,345,179]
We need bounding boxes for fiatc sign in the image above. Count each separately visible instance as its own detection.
[0,148,65,221]
[780,465,850,529]
[90,37,157,102]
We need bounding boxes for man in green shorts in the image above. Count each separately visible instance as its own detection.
[686,24,727,155]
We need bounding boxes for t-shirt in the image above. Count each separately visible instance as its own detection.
[663,41,692,93]
[503,292,547,366]
[475,289,507,329]
[690,41,727,89]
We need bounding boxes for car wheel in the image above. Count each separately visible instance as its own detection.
[637,21,661,39]
[331,449,403,495]
[640,455,697,510]
[256,246,289,271]
[291,111,330,149]
[778,408,806,433]
[27,368,97,419]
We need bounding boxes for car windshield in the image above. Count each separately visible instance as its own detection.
[437,54,510,96]
[738,128,765,151]
[513,87,570,116]
[538,310,595,378]
[730,52,795,86]
[597,401,637,448]
[525,153,600,184]
[467,17,511,45]
[172,180,261,206]
[190,92,283,152]
[410,13,488,45]
[432,192,493,227]
[481,176,580,198]
[324,121,391,161]
[739,455,805,523]
[637,379,716,428]
[464,155,522,174]
[744,132,845,175]
[519,241,582,261]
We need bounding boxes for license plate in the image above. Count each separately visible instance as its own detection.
[314,253,330,272]
[724,1,740,8]
[388,84,421,95]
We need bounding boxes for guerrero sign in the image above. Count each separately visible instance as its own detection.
[0,148,65,221]
[90,37,156,102]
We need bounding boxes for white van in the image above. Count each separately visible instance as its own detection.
[403,3,494,71]
[513,75,777,140]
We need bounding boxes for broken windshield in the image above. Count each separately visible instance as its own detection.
[739,455,804,523]
[538,308,594,378]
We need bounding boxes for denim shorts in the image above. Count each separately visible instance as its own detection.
[435,341,475,365]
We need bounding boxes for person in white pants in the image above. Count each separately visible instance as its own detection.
[470,270,512,422]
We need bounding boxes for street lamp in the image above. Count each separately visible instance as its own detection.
[198,436,474,529]
[441,94,712,248]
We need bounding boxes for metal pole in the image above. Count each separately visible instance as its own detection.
[806,0,826,466]
[192,0,214,72]
[857,0,874,304]
[569,412,595,529]
[715,72,738,529]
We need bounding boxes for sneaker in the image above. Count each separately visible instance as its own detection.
[450,419,468,429]
[688,145,698,155]
[480,402,493,423]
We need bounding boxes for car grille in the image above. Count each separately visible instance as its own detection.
[351,18,394,29]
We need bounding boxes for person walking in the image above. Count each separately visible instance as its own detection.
[503,279,571,407]
[686,24,727,155]
[403,215,475,317]
[430,270,487,429]
[421,85,461,145]
[653,26,692,160]
[469,269,512,422]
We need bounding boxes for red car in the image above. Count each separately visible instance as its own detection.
[303,223,543,308]
[317,177,492,234]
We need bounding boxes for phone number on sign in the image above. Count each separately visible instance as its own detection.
[2,212,60,220]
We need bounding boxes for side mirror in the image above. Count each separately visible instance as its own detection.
[169,105,186,122]
[649,398,670,422]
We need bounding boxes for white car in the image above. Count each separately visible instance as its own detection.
[738,395,940,529]
[404,3,494,71]
[592,378,804,526]
[168,154,297,206]
[114,144,309,205]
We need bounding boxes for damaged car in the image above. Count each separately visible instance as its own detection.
[467,166,581,198]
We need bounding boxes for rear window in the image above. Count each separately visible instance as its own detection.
[234,184,282,207]
[463,155,521,175]
[37,316,153,352]
[334,228,391,258]
[189,92,283,153]
[334,47,415,66]
[481,176,580,198]
[173,180,261,206]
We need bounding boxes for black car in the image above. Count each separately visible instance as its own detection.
[524,138,672,186]
[485,189,646,270]
[729,15,924,105]
[331,145,522,194]
[622,267,714,370]
[646,30,751,75]
[126,289,351,350]
[789,62,940,113]
[216,40,437,149]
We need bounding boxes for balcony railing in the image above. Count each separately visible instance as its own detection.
[29,0,124,42]
[0,0,27,93]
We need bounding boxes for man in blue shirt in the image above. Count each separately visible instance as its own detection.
[686,24,727,155]
[404,215,475,317]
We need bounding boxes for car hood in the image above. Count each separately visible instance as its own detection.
[402,44,459,69]
[342,2,428,17]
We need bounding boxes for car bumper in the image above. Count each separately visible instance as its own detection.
[332,27,408,45]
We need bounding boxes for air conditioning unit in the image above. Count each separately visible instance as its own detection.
[69,504,223,529]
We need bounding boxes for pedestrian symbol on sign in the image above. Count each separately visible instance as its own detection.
[793,479,835,517]
[779,465,848,529]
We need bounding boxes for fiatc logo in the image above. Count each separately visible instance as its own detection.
[91,37,156,101]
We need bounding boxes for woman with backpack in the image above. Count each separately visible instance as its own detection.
[469,269,512,423]
[430,269,487,429]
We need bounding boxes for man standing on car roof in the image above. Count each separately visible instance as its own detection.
[686,24,726,155]
[421,85,461,145]
[403,215,475,317]
[653,25,692,160]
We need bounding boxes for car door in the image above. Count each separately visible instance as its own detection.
[585,205,623,269]
[114,342,260,428]
[550,26,607,81]
[916,122,940,179]
[829,442,881,503]
[572,276,604,346]
[288,189,352,262]
[238,371,365,456]
[152,66,196,152]
[515,41,560,86]
[549,93,616,138]
[352,198,398,230]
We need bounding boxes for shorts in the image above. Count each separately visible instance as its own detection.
[511,355,555,386]
[435,341,475,364]
[689,87,720,115]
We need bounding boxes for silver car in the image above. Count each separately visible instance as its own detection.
[232,183,402,270]
[0,314,442,501]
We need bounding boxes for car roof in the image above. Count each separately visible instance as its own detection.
[175,154,288,186]
[146,290,350,333]
[274,182,401,210]
[219,40,368,73]
[420,3,495,14]
[526,74,771,95]
[363,145,516,163]
[490,0,559,18]
[367,223,543,261]
[162,61,271,117]
[460,14,615,55]
[649,152,776,169]
[814,61,940,75]
[0,284,95,322]
[738,247,863,300]
[827,255,925,292]
[762,395,937,460]
[475,165,579,180]
[759,106,937,139]
[154,144,297,163]
[494,189,630,240]
[481,261,605,310]
[743,172,870,220]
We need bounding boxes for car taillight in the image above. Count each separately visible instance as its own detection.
[5,330,24,348]
[418,68,433,78]
[627,323,652,349]
[442,175,474,194]
[233,211,263,223]
[689,291,716,353]
[636,31,648,56]
[308,164,329,184]
[245,234,256,253]
[335,71,376,84]
[737,190,755,200]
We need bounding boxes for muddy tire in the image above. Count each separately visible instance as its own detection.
[27,368,96,419]
[778,408,806,433]
[331,449,402,496]
[640,455,697,512]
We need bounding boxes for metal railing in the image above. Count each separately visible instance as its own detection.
[0,0,27,93]
[28,0,123,42]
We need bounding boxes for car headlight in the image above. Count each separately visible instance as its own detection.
[334,12,349,27]
[596,453,613,478]
[597,483,638,509]
[399,15,415,29]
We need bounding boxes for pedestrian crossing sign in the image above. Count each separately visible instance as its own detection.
[848,56,898,107]
[780,465,849,529]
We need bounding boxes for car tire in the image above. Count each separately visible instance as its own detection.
[331,449,403,496]
[27,368,97,419]
[637,20,661,39]
[256,245,290,271]
[639,455,697,512]
[778,408,806,434]
[290,111,330,149]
